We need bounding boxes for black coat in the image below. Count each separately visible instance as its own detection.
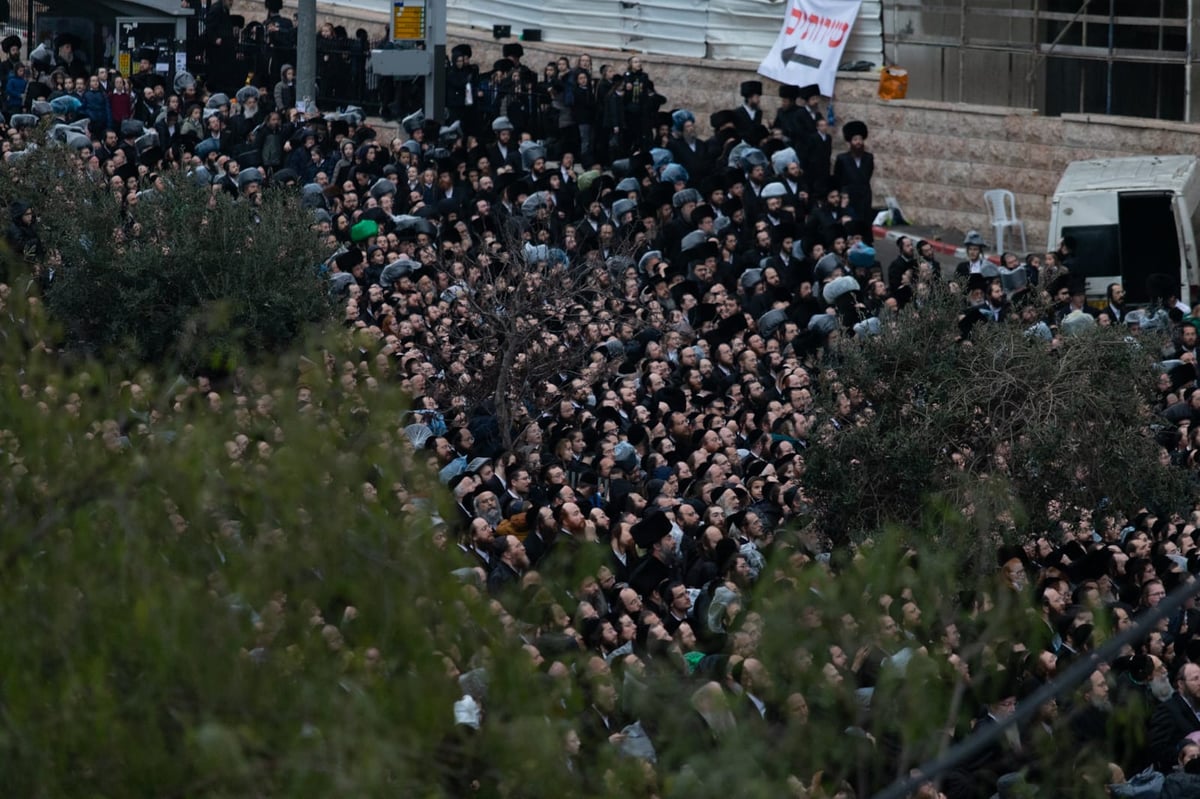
[732,105,762,144]
[445,64,478,110]
[486,560,521,597]
[803,131,834,195]
[668,137,713,184]
[1149,694,1200,771]
[773,105,807,145]
[485,142,522,174]
[833,149,874,223]
[629,553,675,601]
[607,547,639,586]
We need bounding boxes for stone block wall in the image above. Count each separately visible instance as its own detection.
[834,97,1200,251]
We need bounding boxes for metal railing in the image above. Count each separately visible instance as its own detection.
[871,573,1200,799]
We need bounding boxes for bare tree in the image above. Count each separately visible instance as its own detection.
[434,207,646,452]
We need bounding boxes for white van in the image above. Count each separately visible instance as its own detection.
[1048,155,1200,306]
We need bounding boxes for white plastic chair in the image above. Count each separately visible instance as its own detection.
[983,189,1027,255]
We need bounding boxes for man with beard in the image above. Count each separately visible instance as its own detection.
[733,657,784,735]
[227,86,266,148]
[486,116,522,174]
[574,200,608,249]
[804,187,848,251]
[1069,670,1114,746]
[772,84,805,144]
[538,501,595,585]
[487,535,529,598]
[1150,662,1200,771]
[607,517,639,584]
[833,120,874,240]
[675,500,702,539]
[1036,582,1067,653]
[734,508,771,584]
[687,529,736,588]
[472,490,503,531]
[460,517,494,570]
[629,510,679,600]
[1101,282,1128,325]
[887,235,919,293]
[1149,656,1176,702]
[668,111,713,183]
[733,81,763,144]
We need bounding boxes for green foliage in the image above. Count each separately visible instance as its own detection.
[803,289,1190,572]
[0,251,1188,795]
[0,144,329,371]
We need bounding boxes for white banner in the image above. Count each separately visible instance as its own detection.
[757,0,864,96]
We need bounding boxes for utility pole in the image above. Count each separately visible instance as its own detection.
[296,0,316,110]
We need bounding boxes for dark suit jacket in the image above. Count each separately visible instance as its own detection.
[523,530,553,568]
[608,547,639,586]
[485,143,522,174]
[1150,694,1200,771]
[732,106,763,144]
[578,704,625,755]
[486,560,521,597]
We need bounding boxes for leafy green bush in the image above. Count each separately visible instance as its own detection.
[802,288,1190,573]
[0,145,329,372]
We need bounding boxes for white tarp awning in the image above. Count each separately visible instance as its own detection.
[444,0,882,65]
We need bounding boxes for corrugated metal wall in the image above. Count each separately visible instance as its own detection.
[444,0,883,65]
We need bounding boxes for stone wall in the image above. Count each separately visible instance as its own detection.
[835,99,1200,251]
[254,5,1200,252]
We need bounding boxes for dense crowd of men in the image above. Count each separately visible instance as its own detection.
[11,20,1200,797]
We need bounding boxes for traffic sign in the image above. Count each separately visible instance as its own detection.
[393,0,425,41]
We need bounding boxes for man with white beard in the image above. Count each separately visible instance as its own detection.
[1149,656,1176,702]
[472,490,503,530]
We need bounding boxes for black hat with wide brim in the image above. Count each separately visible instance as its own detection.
[54,32,82,51]
[631,509,672,549]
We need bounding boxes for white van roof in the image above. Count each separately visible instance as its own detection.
[1055,155,1199,195]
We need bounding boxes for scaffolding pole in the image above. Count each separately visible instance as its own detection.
[1188,0,1195,122]
[1029,0,1039,109]
[957,0,965,103]
[1024,0,1094,83]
